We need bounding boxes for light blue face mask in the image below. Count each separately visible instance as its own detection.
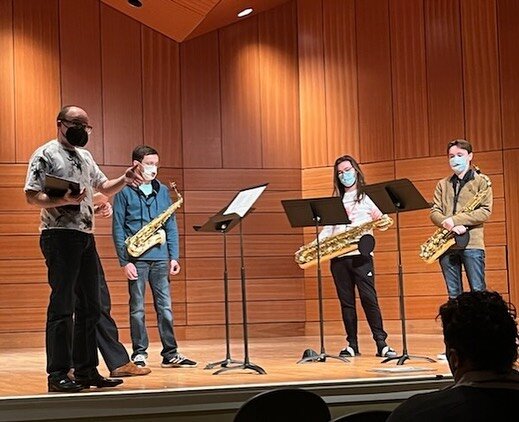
[339,170,356,187]
[449,155,468,174]
[139,183,153,196]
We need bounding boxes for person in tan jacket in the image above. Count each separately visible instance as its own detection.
[430,139,493,299]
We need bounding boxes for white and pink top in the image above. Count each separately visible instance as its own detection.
[317,189,382,256]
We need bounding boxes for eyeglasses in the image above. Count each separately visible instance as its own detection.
[61,119,93,135]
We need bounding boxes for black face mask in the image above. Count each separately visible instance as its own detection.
[65,126,89,147]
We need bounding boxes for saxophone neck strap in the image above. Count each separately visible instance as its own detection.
[450,169,475,214]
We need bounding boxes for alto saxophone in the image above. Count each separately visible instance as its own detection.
[419,166,492,264]
[294,214,393,269]
[125,182,183,258]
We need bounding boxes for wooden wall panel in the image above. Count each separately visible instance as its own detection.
[184,168,301,191]
[142,27,182,168]
[297,0,327,168]
[504,149,519,307]
[100,4,142,165]
[185,234,302,258]
[13,0,60,162]
[187,300,306,325]
[185,322,306,341]
[180,32,222,168]
[185,257,300,280]
[59,0,104,162]
[322,0,359,163]
[0,259,47,284]
[425,0,465,156]
[186,278,305,303]
[356,0,393,163]
[497,0,519,149]
[390,0,429,159]
[219,17,262,168]
[0,0,15,163]
[461,0,501,150]
[259,2,300,169]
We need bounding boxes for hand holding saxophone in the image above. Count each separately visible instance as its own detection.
[441,217,455,231]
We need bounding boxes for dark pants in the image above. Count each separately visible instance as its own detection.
[40,229,101,380]
[330,254,388,347]
[95,254,130,372]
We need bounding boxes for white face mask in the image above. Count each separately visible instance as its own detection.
[142,164,157,181]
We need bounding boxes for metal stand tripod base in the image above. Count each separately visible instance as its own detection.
[297,353,349,364]
[213,361,266,375]
[204,358,244,370]
[381,353,436,365]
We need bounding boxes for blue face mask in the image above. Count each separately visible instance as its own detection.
[449,156,469,174]
[339,170,356,187]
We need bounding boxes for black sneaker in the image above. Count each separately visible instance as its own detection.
[161,353,197,368]
[339,346,361,357]
[376,345,397,357]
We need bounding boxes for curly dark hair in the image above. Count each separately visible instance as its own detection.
[438,290,518,373]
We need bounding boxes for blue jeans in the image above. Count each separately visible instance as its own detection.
[439,249,486,299]
[128,260,178,360]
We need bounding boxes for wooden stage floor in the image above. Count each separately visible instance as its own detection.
[0,334,452,421]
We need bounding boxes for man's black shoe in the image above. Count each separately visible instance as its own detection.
[48,377,84,393]
[75,374,123,388]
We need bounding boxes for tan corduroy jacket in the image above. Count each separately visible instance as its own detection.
[430,170,493,250]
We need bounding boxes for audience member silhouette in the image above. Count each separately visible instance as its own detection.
[387,290,519,421]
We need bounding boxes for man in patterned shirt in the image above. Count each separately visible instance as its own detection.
[24,105,144,393]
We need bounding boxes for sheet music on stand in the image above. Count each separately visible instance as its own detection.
[212,182,268,375]
[223,184,268,218]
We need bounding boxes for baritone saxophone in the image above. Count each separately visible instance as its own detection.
[125,182,183,258]
[294,214,393,269]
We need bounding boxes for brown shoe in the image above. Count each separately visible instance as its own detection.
[110,362,151,377]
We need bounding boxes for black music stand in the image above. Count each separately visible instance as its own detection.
[194,213,244,371]
[281,197,351,364]
[364,179,435,365]
[212,184,268,375]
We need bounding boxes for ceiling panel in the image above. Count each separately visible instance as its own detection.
[101,0,291,42]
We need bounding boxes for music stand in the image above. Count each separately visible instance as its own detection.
[212,183,268,375]
[194,213,244,371]
[281,197,351,364]
[364,179,435,365]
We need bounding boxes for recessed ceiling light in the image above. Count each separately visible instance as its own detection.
[128,0,143,7]
[237,8,253,18]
